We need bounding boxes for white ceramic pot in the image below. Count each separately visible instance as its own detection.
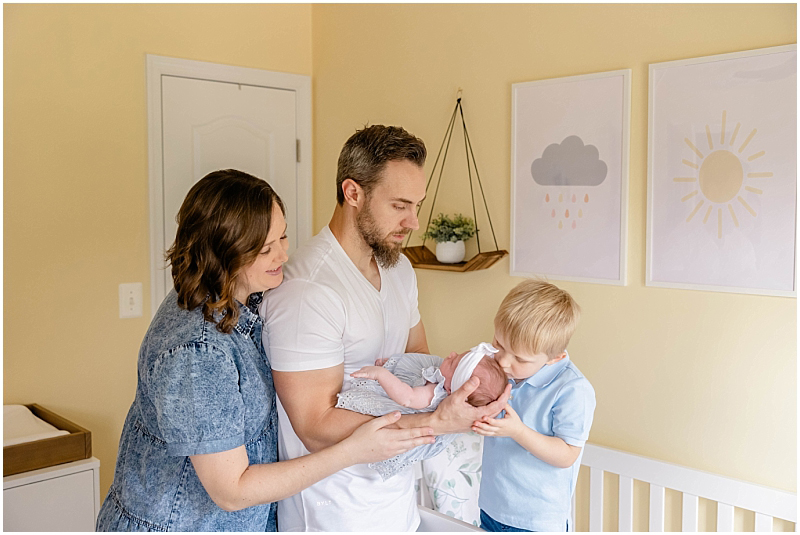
[435,240,466,263]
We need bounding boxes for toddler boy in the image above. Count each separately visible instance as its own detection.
[473,280,595,532]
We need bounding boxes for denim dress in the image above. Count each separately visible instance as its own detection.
[96,290,278,531]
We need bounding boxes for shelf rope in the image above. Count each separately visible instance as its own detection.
[405,93,501,254]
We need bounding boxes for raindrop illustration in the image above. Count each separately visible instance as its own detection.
[558,221,563,229]
[551,209,556,218]
[579,209,583,218]
[545,194,550,202]
[572,220,577,229]
[584,194,589,203]
[559,193,563,202]
[572,194,576,203]
[565,209,570,218]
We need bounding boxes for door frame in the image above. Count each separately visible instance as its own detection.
[146,54,312,316]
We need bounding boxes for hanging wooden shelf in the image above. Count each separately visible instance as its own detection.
[404,90,506,273]
[403,246,508,272]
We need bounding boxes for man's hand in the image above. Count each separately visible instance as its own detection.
[430,377,512,435]
[351,366,386,380]
[471,402,524,439]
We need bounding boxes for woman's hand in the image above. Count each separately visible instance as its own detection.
[191,413,434,511]
[471,402,525,439]
[341,412,435,465]
[430,377,512,434]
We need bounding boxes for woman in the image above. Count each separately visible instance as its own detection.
[96,169,433,531]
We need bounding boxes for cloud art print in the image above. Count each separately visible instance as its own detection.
[511,70,630,285]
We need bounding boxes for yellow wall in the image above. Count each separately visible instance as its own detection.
[4,2,796,517]
[3,3,312,494]
[311,3,797,501]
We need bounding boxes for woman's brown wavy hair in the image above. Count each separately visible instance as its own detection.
[166,169,285,334]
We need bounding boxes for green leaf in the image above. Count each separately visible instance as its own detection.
[461,472,473,486]
[420,213,476,242]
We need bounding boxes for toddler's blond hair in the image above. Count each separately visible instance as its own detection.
[494,279,580,358]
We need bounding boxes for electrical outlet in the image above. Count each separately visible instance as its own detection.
[119,282,143,318]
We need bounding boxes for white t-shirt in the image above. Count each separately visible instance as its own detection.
[261,226,422,531]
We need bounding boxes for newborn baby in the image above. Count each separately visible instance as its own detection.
[336,343,507,480]
[351,343,507,409]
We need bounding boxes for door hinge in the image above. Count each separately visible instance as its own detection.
[296,139,301,163]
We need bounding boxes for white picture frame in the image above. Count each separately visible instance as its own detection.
[647,45,797,297]
[511,69,630,285]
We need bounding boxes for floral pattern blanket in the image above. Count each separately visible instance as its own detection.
[418,432,484,527]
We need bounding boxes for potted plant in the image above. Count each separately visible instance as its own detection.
[421,213,476,263]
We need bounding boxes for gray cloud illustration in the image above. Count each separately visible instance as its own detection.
[530,135,607,187]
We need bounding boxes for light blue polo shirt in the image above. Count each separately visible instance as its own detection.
[479,353,595,532]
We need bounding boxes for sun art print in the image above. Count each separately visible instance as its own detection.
[675,111,770,239]
[647,45,796,296]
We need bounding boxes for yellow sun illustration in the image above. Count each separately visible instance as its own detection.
[674,111,771,238]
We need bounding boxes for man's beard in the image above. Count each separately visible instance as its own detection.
[356,203,407,268]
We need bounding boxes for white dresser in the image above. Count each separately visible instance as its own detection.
[3,457,100,532]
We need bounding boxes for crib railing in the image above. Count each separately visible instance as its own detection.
[575,443,797,532]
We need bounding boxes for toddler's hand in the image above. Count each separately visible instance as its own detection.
[471,402,524,439]
[374,357,389,367]
[351,366,384,380]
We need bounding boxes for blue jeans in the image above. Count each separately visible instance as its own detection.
[480,510,532,532]
[479,510,569,532]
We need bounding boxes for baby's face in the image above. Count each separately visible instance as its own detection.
[439,351,465,392]
[493,330,553,381]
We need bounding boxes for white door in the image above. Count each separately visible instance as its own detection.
[147,56,312,314]
[161,76,297,295]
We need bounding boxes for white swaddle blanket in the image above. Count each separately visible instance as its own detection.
[4,405,69,447]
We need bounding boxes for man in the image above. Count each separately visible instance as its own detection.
[263,125,510,531]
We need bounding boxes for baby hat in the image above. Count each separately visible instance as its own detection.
[450,342,499,392]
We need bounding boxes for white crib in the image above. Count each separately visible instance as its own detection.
[576,443,796,532]
[417,441,797,532]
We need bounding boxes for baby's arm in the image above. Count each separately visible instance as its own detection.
[472,404,581,468]
[351,366,437,409]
